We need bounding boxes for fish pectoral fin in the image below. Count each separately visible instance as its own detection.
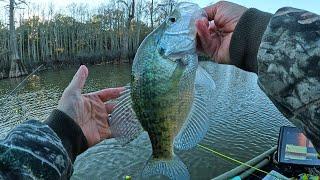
[109,85,144,145]
[174,66,215,150]
[194,65,216,91]
[141,154,189,180]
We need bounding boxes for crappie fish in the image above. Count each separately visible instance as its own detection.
[109,2,215,179]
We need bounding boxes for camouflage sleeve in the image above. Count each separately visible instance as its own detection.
[257,8,320,152]
[0,120,72,179]
[0,109,89,179]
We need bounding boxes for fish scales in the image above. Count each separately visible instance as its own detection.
[132,37,196,159]
[109,2,215,179]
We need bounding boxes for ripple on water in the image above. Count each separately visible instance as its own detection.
[0,63,292,178]
[72,62,292,178]
[0,90,61,139]
[0,65,131,139]
[72,132,152,180]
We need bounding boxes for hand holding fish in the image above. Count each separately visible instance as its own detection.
[196,1,247,64]
[57,65,124,147]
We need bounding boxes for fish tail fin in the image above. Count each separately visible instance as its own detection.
[141,154,190,180]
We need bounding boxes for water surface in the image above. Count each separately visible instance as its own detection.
[0,62,292,179]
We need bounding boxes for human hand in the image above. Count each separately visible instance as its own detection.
[57,65,124,147]
[196,1,247,64]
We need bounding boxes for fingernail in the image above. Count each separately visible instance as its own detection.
[79,65,88,78]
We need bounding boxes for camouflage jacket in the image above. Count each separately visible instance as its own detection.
[0,109,88,179]
[230,8,320,152]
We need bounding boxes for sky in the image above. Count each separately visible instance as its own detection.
[1,0,320,22]
[15,0,320,13]
[200,0,320,13]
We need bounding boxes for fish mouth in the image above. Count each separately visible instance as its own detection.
[157,46,194,62]
[157,31,196,61]
[164,30,191,35]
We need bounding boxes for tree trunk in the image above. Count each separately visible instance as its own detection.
[150,0,154,29]
[9,0,28,78]
[125,0,135,63]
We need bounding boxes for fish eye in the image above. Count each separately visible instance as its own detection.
[169,17,176,23]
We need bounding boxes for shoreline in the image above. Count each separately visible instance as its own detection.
[0,59,132,81]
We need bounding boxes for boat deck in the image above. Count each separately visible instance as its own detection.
[213,146,320,179]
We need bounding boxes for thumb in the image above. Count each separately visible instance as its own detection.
[196,18,218,53]
[67,65,89,93]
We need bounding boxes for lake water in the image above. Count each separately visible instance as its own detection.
[0,62,292,179]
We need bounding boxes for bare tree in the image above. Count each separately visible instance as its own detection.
[150,0,154,29]
[8,0,28,78]
[0,0,171,78]
[118,0,135,62]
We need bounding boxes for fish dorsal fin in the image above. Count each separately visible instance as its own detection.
[174,66,215,150]
[109,85,144,144]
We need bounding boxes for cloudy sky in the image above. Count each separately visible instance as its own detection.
[1,0,320,22]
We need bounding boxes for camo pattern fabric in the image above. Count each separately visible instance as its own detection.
[0,120,72,179]
[257,7,320,152]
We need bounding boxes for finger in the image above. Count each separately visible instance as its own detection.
[204,3,220,21]
[196,19,216,51]
[89,87,125,102]
[104,110,115,139]
[196,19,210,53]
[103,128,112,139]
[99,115,112,139]
[105,103,116,114]
[208,20,217,32]
[196,19,222,60]
[67,65,89,93]
[201,17,209,27]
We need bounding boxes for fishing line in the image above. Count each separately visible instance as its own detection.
[8,64,44,96]
[197,144,287,180]
[0,65,44,127]
[197,144,269,174]
[0,64,43,107]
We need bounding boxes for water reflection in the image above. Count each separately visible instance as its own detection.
[0,64,131,138]
[72,62,292,179]
[0,62,292,178]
